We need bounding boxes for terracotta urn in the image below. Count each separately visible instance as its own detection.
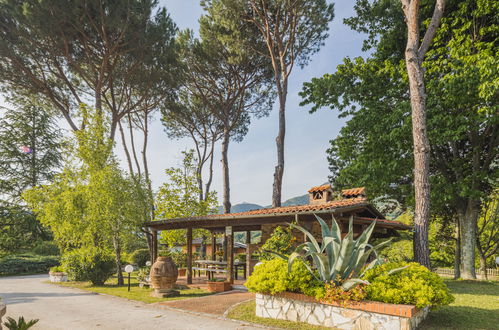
[149,256,179,297]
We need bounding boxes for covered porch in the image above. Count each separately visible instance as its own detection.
[143,185,410,285]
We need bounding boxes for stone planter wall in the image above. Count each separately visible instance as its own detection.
[49,272,68,282]
[255,293,429,330]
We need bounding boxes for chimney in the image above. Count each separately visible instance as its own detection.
[308,184,334,205]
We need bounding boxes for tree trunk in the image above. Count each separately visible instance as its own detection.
[113,235,124,286]
[401,0,445,269]
[405,50,431,268]
[453,218,461,279]
[272,77,287,208]
[458,202,479,279]
[221,128,231,214]
[478,255,488,280]
[204,137,216,201]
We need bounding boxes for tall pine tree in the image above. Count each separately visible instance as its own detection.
[0,96,62,204]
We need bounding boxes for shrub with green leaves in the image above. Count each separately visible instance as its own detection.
[62,247,115,285]
[32,241,60,256]
[245,258,322,296]
[130,248,151,267]
[259,226,296,261]
[0,254,59,275]
[362,262,454,308]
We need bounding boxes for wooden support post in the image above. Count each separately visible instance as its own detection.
[223,232,227,261]
[226,226,234,284]
[152,230,158,263]
[211,233,216,261]
[187,227,193,284]
[246,231,251,278]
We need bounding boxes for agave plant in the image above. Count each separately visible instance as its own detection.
[287,214,392,291]
[3,316,39,330]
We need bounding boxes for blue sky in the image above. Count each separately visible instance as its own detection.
[0,1,368,206]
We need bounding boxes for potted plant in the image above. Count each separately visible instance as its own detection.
[49,266,67,282]
[169,251,187,277]
[207,278,231,292]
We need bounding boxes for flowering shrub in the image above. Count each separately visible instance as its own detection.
[362,262,454,308]
[245,258,322,295]
[322,281,367,306]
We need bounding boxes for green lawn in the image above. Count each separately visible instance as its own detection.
[228,280,499,330]
[53,273,213,304]
[420,280,499,329]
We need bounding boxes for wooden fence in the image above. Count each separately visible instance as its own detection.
[434,267,499,279]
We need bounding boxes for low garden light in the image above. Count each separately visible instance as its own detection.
[124,264,134,292]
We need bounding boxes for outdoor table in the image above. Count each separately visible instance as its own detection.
[194,260,246,280]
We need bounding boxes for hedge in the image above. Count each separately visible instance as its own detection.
[0,254,60,275]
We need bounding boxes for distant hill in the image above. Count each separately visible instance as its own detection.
[218,193,309,214]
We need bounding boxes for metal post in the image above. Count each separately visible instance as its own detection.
[128,273,131,292]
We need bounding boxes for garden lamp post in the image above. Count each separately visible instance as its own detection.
[124,264,134,292]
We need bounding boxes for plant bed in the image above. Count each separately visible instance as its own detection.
[256,292,429,330]
[207,280,231,292]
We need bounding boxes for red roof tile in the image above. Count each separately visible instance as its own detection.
[342,187,366,197]
[308,184,332,193]
[209,196,368,218]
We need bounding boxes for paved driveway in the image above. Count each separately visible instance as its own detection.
[0,275,261,330]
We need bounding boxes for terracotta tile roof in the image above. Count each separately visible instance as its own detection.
[341,187,366,197]
[209,196,368,218]
[308,184,332,193]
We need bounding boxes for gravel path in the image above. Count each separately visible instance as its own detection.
[0,275,262,330]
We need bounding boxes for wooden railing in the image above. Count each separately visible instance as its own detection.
[434,267,499,278]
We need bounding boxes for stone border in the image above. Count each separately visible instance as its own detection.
[276,291,420,318]
[255,293,429,330]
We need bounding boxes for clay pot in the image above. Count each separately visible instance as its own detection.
[149,256,178,290]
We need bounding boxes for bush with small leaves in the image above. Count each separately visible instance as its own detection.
[32,241,60,256]
[130,249,151,267]
[62,247,115,285]
[245,258,322,296]
[362,262,454,308]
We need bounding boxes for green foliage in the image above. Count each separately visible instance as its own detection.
[62,247,115,285]
[322,282,367,306]
[156,150,217,248]
[0,0,179,140]
[0,205,51,254]
[32,241,60,256]
[130,249,151,267]
[288,215,390,290]
[168,250,187,268]
[3,316,38,330]
[245,258,321,296]
[300,0,498,274]
[363,262,454,308]
[0,94,62,203]
[24,106,151,284]
[259,226,296,261]
[136,266,151,283]
[0,254,59,276]
[49,265,64,273]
